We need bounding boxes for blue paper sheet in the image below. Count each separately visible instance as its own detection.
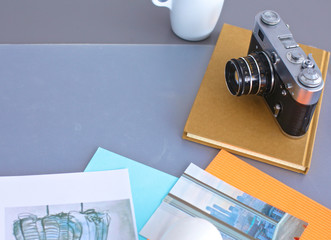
[84,147,177,240]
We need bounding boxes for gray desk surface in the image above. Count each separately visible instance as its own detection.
[1,0,330,210]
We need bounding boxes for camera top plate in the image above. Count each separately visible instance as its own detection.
[252,10,323,105]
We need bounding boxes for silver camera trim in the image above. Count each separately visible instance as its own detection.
[252,10,323,105]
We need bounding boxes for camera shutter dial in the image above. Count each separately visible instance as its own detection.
[298,68,322,88]
[287,50,304,64]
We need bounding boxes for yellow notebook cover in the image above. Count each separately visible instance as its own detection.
[206,150,331,240]
[183,24,330,174]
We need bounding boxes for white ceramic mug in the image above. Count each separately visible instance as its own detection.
[152,0,224,41]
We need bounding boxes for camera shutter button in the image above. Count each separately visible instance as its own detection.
[302,59,314,68]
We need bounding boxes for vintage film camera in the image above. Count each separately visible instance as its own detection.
[224,10,324,138]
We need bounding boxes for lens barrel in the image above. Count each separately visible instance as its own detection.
[225,51,274,96]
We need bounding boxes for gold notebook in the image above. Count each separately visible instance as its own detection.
[183,24,330,174]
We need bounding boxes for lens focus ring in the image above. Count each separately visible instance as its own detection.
[225,51,274,97]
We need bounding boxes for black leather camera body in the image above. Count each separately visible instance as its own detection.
[225,10,324,138]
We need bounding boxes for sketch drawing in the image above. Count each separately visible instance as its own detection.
[12,204,111,240]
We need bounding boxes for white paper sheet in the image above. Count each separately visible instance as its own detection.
[0,170,138,240]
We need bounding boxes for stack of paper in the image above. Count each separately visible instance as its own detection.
[1,147,330,240]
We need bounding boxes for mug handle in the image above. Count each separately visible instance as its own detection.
[152,0,172,9]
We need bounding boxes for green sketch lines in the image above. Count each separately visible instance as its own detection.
[13,205,111,240]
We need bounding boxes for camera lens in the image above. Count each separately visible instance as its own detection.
[225,52,274,96]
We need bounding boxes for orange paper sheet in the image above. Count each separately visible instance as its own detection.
[206,150,331,240]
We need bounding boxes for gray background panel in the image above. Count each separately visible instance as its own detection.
[0,0,330,51]
[0,0,330,211]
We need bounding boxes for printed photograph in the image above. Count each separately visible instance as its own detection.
[5,200,136,240]
[204,184,307,240]
[170,164,308,240]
